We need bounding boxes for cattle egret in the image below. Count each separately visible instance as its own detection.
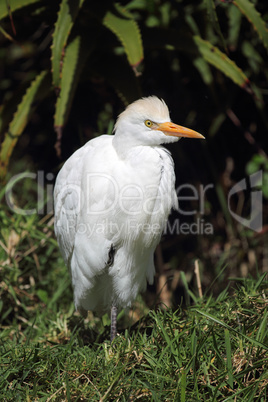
[54,96,204,341]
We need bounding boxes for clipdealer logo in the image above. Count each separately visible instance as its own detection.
[228,170,263,232]
[4,170,264,233]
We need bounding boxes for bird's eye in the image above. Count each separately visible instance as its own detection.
[145,120,153,128]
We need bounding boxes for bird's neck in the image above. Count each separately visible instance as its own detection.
[112,133,140,159]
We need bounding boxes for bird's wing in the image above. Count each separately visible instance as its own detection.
[54,145,85,266]
[54,136,115,269]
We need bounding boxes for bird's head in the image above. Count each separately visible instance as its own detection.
[113,96,204,151]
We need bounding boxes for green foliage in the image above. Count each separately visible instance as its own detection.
[103,3,144,69]
[1,233,267,400]
[0,0,41,20]
[0,0,267,170]
[193,35,250,89]
[0,2,268,397]
[0,70,51,180]
[234,0,268,50]
[51,0,85,89]
[246,154,268,198]
[54,33,93,156]
[0,0,143,167]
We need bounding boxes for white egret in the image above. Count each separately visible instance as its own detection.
[54,96,204,341]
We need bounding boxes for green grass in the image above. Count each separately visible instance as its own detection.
[0,210,268,401]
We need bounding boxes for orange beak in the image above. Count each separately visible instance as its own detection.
[157,121,205,139]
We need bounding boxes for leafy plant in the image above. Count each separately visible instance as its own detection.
[0,0,267,179]
[0,0,143,177]
[247,153,268,198]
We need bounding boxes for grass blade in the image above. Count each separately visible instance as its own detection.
[256,310,268,344]
[195,309,268,350]
[180,271,191,306]
[224,329,234,389]
[180,369,186,402]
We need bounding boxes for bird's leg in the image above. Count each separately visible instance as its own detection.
[110,305,117,341]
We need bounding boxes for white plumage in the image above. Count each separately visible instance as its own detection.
[54,96,204,340]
